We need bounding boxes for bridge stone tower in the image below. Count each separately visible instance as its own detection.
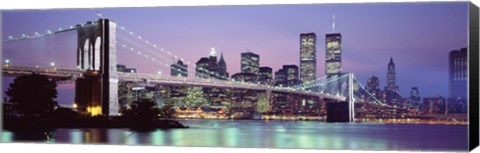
[75,19,119,116]
[326,73,355,122]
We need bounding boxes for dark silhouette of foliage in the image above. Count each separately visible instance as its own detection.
[122,99,161,119]
[6,74,58,118]
[47,107,80,122]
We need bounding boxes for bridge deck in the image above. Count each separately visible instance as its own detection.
[1,65,347,101]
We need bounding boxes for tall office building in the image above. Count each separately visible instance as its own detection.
[275,65,299,87]
[325,33,342,76]
[449,48,467,100]
[195,57,210,79]
[171,60,188,77]
[385,57,400,106]
[241,52,260,75]
[195,47,229,80]
[366,75,382,101]
[207,47,219,78]
[386,57,399,92]
[258,66,273,85]
[274,68,287,86]
[367,76,380,91]
[300,33,316,83]
[284,65,299,86]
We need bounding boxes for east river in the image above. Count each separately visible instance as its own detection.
[1,120,468,151]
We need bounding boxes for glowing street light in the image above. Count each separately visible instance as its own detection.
[157,71,162,75]
[50,62,56,67]
[5,59,10,64]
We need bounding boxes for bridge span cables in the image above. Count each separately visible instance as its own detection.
[115,24,229,80]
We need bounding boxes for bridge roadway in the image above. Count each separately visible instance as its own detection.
[2,65,85,80]
[118,72,346,101]
[1,65,347,101]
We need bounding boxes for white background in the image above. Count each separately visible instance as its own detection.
[0,0,478,153]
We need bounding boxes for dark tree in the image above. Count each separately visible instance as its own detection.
[122,99,161,119]
[6,74,58,118]
[48,107,80,122]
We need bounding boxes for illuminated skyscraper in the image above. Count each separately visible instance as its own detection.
[258,66,273,85]
[208,47,219,78]
[195,57,210,79]
[449,48,467,100]
[284,65,299,86]
[300,33,316,83]
[325,33,341,76]
[384,57,401,106]
[325,15,342,95]
[274,68,287,86]
[195,47,225,79]
[241,51,260,75]
[275,65,299,87]
[386,57,398,92]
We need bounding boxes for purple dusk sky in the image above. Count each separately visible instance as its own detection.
[2,2,469,105]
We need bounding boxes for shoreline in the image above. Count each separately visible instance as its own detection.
[3,118,188,131]
[174,118,468,125]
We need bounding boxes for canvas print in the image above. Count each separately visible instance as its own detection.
[0,2,473,151]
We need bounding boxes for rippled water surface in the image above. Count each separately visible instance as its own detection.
[1,120,468,151]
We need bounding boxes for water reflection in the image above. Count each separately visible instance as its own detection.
[1,120,468,151]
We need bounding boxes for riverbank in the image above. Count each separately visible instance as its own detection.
[3,118,188,131]
[173,115,468,125]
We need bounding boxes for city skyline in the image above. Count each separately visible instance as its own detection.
[1,2,469,105]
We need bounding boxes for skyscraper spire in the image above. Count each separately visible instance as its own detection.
[332,14,336,33]
[210,46,216,57]
[219,52,225,64]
